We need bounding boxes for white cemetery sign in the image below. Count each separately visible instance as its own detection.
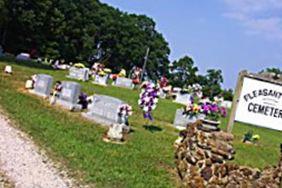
[227,71,282,132]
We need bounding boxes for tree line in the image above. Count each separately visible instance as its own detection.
[0,0,233,99]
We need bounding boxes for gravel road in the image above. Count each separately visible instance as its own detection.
[0,114,75,188]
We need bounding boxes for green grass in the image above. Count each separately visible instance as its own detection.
[0,58,281,187]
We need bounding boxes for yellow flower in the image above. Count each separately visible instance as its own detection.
[193,104,200,112]
[252,134,260,140]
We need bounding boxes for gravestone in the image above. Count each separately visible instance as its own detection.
[93,75,108,86]
[83,95,126,126]
[173,109,205,130]
[56,81,82,110]
[16,53,31,61]
[221,100,232,109]
[113,77,134,89]
[30,74,53,98]
[4,65,12,74]
[174,93,191,105]
[67,67,89,81]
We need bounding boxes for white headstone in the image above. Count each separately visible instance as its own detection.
[114,77,134,89]
[173,109,205,130]
[16,53,31,61]
[30,74,53,97]
[93,75,108,86]
[56,81,82,110]
[221,100,232,109]
[67,67,89,81]
[174,93,192,105]
[83,95,125,126]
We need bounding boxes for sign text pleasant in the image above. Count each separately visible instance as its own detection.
[235,77,282,131]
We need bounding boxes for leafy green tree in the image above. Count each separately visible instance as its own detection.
[0,0,170,81]
[261,67,282,75]
[222,89,233,101]
[202,69,223,99]
[168,56,198,87]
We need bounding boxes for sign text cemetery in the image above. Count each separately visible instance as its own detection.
[228,71,282,132]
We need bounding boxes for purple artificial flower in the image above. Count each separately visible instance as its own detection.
[220,107,227,117]
[210,104,219,113]
[143,112,153,121]
[202,104,210,114]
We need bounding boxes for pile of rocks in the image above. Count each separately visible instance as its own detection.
[175,120,282,188]
[0,171,14,188]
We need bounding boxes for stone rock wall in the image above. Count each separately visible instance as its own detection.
[175,121,282,188]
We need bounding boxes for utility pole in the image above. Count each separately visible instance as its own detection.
[140,47,150,82]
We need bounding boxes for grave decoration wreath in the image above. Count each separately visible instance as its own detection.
[187,83,203,100]
[138,82,160,121]
[183,95,227,123]
[182,83,203,118]
[200,102,227,122]
[118,104,133,125]
[74,63,85,68]
[183,103,202,118]
[118,104,133,117]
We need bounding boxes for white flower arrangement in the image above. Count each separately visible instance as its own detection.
[118,104,133,117]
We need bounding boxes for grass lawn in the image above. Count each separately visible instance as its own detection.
[0,58,281,187]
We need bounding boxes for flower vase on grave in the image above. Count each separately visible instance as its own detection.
[50,91,58,105]
[25,80,34,89]
[4,65,12,74]
[105,124,124,143]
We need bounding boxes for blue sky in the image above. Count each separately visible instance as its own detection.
[100,0,282,89]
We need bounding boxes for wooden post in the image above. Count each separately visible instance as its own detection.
[227,70,248,133]
[140,47,150,82]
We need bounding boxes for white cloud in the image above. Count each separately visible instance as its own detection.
[223,0,282,40]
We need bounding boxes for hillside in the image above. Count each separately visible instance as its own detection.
[0,59,281,187]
